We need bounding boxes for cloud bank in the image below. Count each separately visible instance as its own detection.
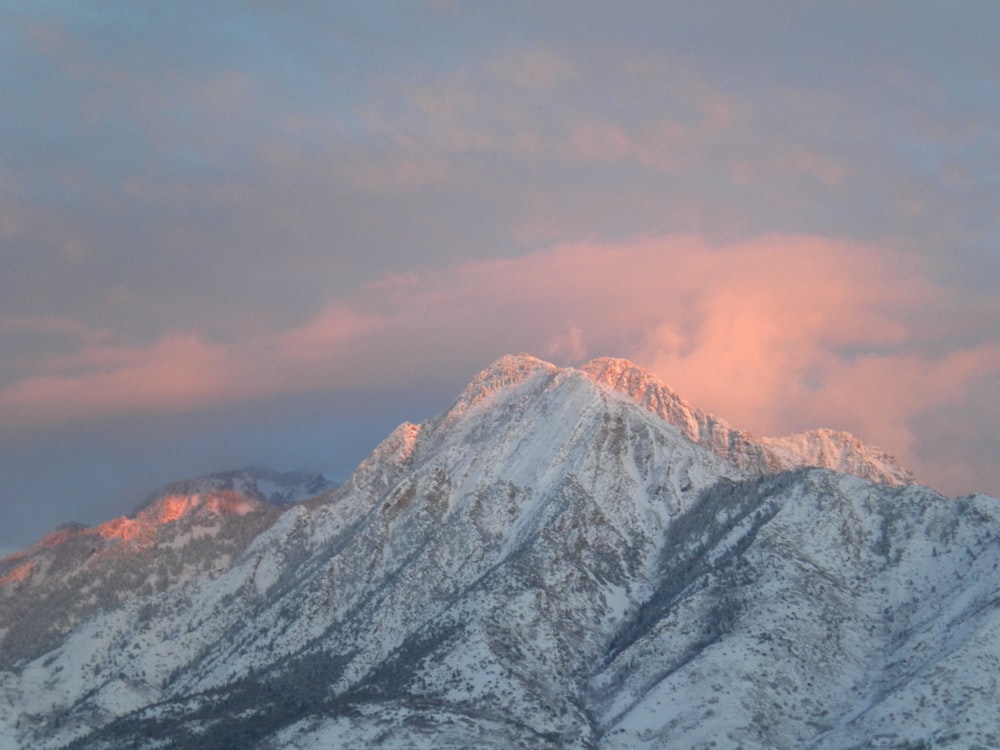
[4,233,997,497]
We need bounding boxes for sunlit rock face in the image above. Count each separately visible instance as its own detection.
[2,355,998,750]
[0,468,334,670]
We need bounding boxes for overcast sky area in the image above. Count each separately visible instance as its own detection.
[2,1,999,555]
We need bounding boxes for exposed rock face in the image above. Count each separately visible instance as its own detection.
[2,355,996,750]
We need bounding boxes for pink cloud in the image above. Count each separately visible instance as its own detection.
[801,345,1000,465]
[0,334,229,424]
[2,234,996,497]
[0,306,375,428]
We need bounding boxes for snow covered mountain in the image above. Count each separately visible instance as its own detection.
[1,355,997,749]
[0,468,334,671]
[137,466,336,512]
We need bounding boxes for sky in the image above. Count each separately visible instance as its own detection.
[2,1,999,555]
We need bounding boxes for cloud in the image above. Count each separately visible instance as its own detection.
[0,306,374,428]
[4,232,997,498]
[803,346,1000,461]
[0,334,230,425]
[3,13,999,494]
[6,17,994,368]
[544,323,587,363]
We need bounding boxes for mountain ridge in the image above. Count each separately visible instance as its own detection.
[1,354,914,566]
[473,354,915,487]
[1,354,996,750]
[581,355,915,486]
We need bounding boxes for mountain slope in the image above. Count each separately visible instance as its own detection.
[1,355,996,750]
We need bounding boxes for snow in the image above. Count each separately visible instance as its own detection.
[2,354,999,749]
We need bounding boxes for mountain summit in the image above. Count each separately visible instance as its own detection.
[1,355,997,749]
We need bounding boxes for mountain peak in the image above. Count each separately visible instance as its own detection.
[435,353,917,488]
[579,356,703,438]
[454,353,559,411]
[86,467,336,545]
[579,355,682,408]
[142,466,335,512]
[579,355,647,377]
